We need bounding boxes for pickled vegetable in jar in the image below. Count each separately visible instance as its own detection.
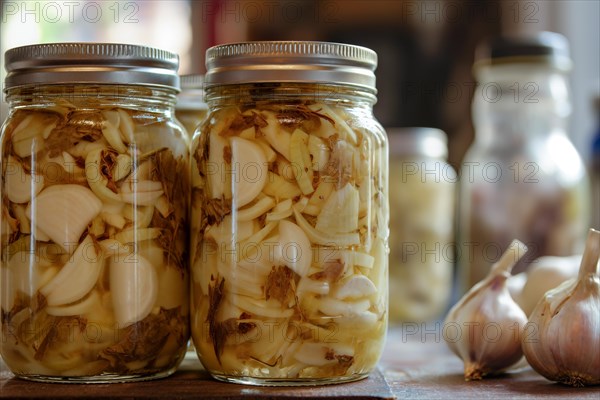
[190,42,389,385]
[175,74,208,139]
[388,128,455,323]
[0,43,190,382]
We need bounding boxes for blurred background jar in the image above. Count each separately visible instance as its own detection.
[591,95,600,231]
[0,43,190,382]
[175,74,206,358]
[388,128,455,323]
[458,32,590,291]
[175,74,208,140]
[1,101,8,126]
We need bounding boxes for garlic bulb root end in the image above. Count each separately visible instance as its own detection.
[464,363,484,381]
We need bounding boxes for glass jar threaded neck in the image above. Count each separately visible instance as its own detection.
[6,84,177,115]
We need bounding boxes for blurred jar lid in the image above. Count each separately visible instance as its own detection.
[180,74,205,91]
[387,127,448,160]
[176,74,206,110]
[474,31,572,72]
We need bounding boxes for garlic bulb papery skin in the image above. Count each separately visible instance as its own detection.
[444,240,529,380]
[522,228,600,387]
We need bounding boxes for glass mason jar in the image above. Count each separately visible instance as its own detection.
[0,43,190,382]
[175,74,208,140]
[388,128,455,323]
[190,42,389,385]
[591,95,600,231]
[458,32,589,291]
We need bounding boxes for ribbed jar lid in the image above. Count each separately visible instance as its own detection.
[4,43,180,90]
[387,127,448,160]
[205,41,378,90]
[180,74,205,90]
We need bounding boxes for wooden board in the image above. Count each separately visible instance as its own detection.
[0,357,393,399]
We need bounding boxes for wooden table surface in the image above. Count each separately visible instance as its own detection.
[2,326,599,399]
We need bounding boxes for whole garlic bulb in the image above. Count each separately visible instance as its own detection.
[517,255,581,316]
[444,240,529,380]
[522,228,600,387]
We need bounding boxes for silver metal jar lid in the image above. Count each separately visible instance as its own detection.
[205,41,377,90]
[4,43,180,90]
[387,127,448,160]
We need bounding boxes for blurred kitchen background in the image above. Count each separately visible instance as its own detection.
[1,0,598,166]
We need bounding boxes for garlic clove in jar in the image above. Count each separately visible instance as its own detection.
[316,297,371,317]
[303,181,334,217]
[27,184,102,252]
[278,220,312,277]
[117,109,135,142]
[262,111,292,161]
[307,135,330,172]
[289,129,315,195]
[46,290,101,317]
[205,215,255,244]
[522,229,600,387]
[293,207,360,247]
[316,182,360,233]
[40,235,104,306]
[334,275,377,300]
[101,110,128,153]
[110,253,158,327]
[11,114,57,157]
[444,240,529,380]
[293,342,355,367]
[85,148,125,203]
[230,136,268,208]
[237,196,276,222]
[308,103,357,144]
[111,153,132,182]
[293,342,337,367]
[5,156,45,204]
[263,171,302,199]
[120,180,164,206]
